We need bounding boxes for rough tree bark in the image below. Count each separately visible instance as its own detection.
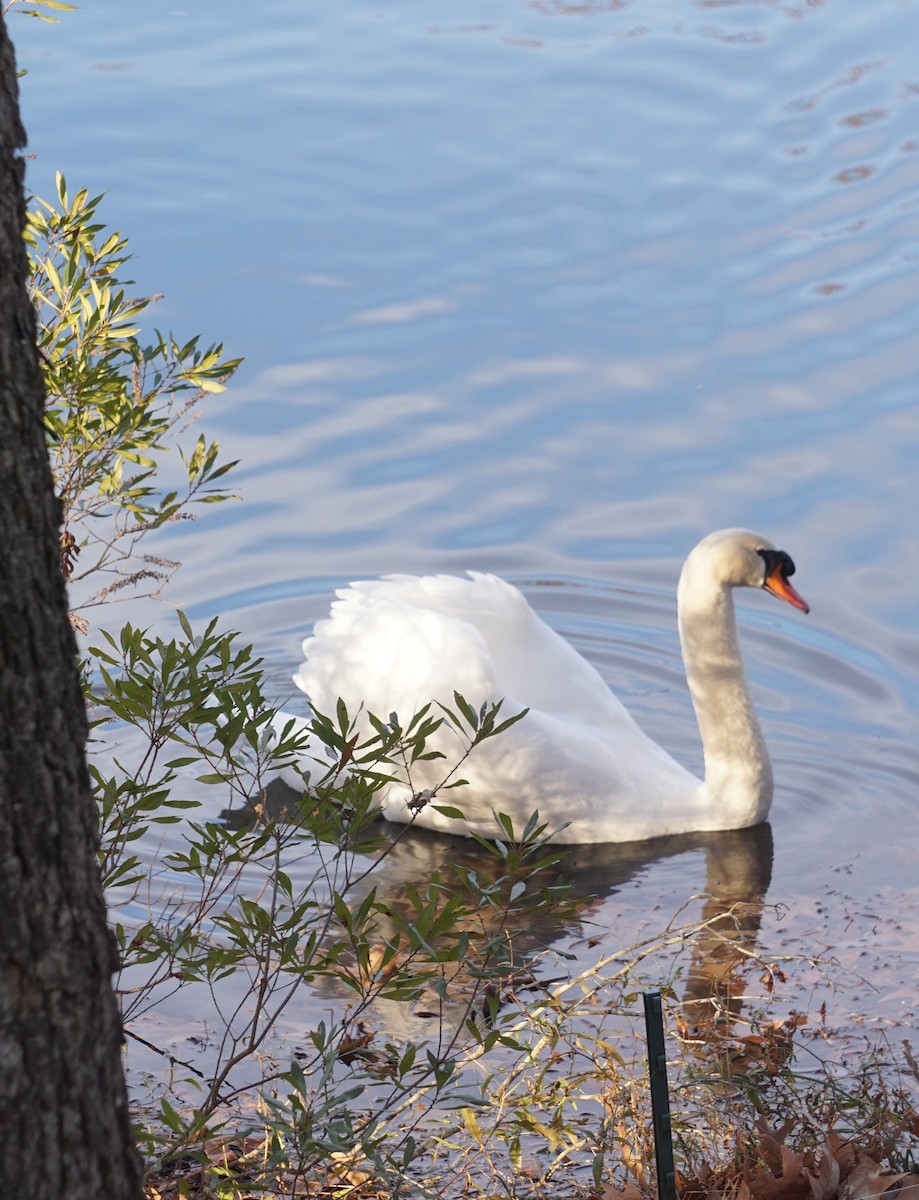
[0,15,143,1199]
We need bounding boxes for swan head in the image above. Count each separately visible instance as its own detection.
[686,528,810,614]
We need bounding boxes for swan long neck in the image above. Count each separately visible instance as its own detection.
[677,560,772,828]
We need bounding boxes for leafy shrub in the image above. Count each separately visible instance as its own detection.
[27,174,241,618]
[88,612,582,1191]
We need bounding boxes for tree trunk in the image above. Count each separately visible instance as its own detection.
[0,16,143,1199]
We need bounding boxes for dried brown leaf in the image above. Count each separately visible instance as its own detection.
[839,1157,915,1200]
[329,1149,373,1188]
[802,1144,840,1200]
[827,1131,859,1178]
[601,1179,645,1200]
[889,1184,919,1200]
[747,1154,808,1199]
[746,1122,807,1200]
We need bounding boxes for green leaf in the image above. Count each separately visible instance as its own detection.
[453,690,479,731]
[431,805,466,821]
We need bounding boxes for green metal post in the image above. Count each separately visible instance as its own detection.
[643,991,677,1200]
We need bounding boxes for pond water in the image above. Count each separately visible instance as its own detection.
[13,0,919,1088]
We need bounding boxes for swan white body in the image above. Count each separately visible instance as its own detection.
[286,529,808,844]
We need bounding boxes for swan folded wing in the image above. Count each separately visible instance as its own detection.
[296,572,636,731]
[294,577,502,730]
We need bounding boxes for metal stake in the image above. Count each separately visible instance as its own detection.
[643,991,678,1200]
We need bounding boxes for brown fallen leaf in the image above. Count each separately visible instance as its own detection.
[802,1143,840,1200]
[748,1152,808,1199]
[841,1158,919,1200]
[600,1179,645,1200]
[827,1130,859,1177]
[329,1149,373,1187]
[746,1121,807,1200]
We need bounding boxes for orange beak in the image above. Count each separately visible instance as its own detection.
[763,564,809,613]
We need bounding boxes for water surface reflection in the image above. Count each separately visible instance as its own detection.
[256,779,775,1045]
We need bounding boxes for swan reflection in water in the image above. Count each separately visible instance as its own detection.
[251,782,775,1046]
[365,819,773,1043]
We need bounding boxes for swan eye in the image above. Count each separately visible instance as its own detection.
[757,548,795,580]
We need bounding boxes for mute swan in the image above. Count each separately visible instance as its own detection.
[285,529,808,844]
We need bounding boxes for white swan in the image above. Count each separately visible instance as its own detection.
[284,529,808,844]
